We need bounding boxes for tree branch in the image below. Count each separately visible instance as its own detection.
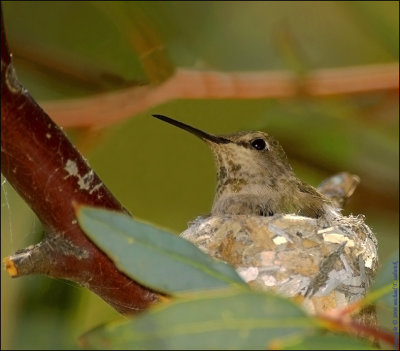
[40,63,399,128]
[1,9,158,314]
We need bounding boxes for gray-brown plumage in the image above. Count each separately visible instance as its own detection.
[153,114,334,218]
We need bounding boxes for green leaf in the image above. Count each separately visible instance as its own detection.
[367,250,399,307]
[77,206,246,294]
[80,289,315,350]
[281,333,377,350]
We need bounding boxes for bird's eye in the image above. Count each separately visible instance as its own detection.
[251,138,267,151]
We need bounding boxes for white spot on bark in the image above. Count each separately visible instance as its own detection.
[77,170,94,191]
[46,133,52,139]
[89,182,102,194]
[5,64,25,94]
[64,160,102,194]
[64,159,79,178]
[64,159,103,194]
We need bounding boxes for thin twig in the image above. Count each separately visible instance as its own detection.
[41,63,399,128]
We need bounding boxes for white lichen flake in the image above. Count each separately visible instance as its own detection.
[262,275,277,287]
[236,266,258,282]
[323,233,355,247]
[272,236,288,245]
[364,257,373,269]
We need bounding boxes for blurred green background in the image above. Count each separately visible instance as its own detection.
[1,1,398,349]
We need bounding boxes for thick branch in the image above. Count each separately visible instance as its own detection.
[41,63,399,128]
[1,11,158,314]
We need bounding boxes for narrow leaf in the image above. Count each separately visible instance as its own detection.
[77,206,246,294]
[80,289,315,350]
[281,333,377,350]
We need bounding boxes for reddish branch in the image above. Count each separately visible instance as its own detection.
[41,63,399,128]
[1,11,158,314]
[318,311,395,347]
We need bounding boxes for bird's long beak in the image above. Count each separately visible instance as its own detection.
[152,114,230,144]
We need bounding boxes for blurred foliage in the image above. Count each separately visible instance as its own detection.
[77,206,392,349]
[1,1,398,349]
[81,289,316,350]
[77,206,245,294]
[370,250,399,309]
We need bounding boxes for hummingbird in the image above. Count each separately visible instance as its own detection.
[153,114,335,219]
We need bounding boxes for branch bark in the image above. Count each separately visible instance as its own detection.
[1,9,158,314]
